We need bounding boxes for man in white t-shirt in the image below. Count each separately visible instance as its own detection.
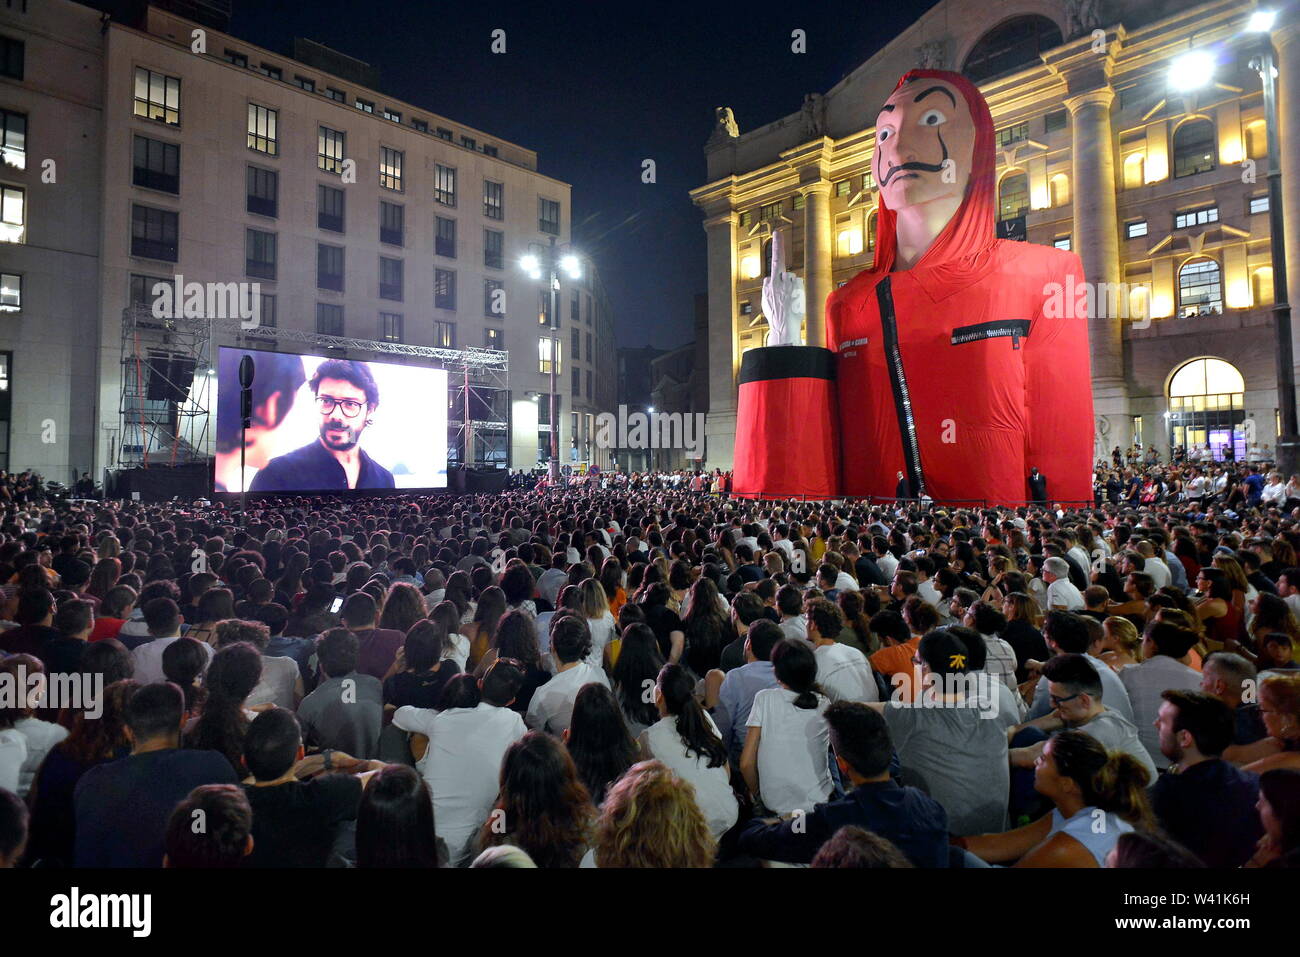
[394,659,528,865]
[525,616,610,735]
[1041,558,1084,612]
[1276,568,1300,621]
[131,598,213,685]
[1135,541,1170,591]
[806,598,878,703]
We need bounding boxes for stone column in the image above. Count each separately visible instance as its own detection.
[702,209,738,469]
[1275,21,1300,385]
[802,182,833,348]
[1066,85,1128,450]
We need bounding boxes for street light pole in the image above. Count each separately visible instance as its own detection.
[547,235,559,482]
[1252,27,1298,476]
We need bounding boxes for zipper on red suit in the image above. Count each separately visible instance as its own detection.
[876,277,926,498]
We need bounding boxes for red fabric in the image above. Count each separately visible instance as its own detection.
[826,69,1094,504]
[733,375,838,499]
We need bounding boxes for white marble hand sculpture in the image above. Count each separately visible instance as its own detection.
[762,229,806,346]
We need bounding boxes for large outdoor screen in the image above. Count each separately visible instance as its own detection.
[214,346,448,493]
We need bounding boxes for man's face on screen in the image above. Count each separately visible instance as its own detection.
[314,377,371,451]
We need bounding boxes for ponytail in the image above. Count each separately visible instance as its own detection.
[771,638,821,711]
[1051,729,1154,828]
[1090,752,1154,829]
[659,664,726,769]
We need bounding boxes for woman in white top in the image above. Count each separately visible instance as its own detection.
[639,664,738,839]
[960,730,1150,867]
[741,638,833,816]
[430,601,471,672]
[578,579,616,672]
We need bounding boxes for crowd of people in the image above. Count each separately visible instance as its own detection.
[0,477,1297,870]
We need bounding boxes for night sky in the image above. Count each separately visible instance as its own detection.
[229,0,941,351]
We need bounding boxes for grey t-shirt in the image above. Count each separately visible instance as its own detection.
[883,698,1009,836]
[1075,707,1158,783]
[296,672,383,759]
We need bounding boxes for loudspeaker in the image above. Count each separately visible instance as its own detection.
[145,353,197,402]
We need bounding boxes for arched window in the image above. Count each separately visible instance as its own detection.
[1173,118,1217,178]
[1167,357,1246,461]
[1245,121,1267,160]
[962,16,1064,84]
[1049,173,1070,206]
[1123,153,1145,189]
[866,209,878,251]
[1253,266,1274,307]
[998,171,1029,221]
[1178,258,1222,317]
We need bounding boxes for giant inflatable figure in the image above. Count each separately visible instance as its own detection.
[733,69,1095,504]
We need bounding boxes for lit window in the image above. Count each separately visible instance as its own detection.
[1178,258,1222,317]
[484,180,504,220]
[1126,220,1148,239]
[380,312,403,342]
[383,108,401,123]
[435,165,456,206]
[998,172,1029,221]
[1053,236,1071,251]
[435,320,455,348]
[1249,196,1269,215]
[0,272,19,311]
[995,122,1029,149]
[318,126,345,174]
[379,146,403,191]
[247,104,278,155]
[0,109,25,170]
[355,98,374,113]
[1172,119,1217,178]
[133,68,180,125]
[1174,206,1218,229]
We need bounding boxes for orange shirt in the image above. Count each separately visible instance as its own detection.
[870,637,921,679]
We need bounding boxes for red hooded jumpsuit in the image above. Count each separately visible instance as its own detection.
[826,70,1094,505]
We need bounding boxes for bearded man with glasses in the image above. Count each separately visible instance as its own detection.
[250,359,396,492]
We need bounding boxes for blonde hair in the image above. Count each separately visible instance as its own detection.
[1102,616,1141,658]
[593,760,715,868]
[1212,554,1250,594]
[1261,672,1300,731]
[578,578,610,620]
[1004,592,1043,629]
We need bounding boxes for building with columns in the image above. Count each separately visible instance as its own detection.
[692,0,1299,470]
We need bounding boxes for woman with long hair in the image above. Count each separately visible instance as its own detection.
[464,585,507,671]
[740,638,831,816]
[1195,568,1241,653]
[356,765,443,868]
[639,663,737,839]
[838,590,879,655]
[185,642,262,772]
[681,577,730,677]
[382,620,461,712]
[1248,592,1300,651]
[637,581,685,664]
[443,570,475,625]
[960,730,1153,867]
[477,731,595,868]
[1245,768,1300,868]
[428,600,470,670]
[162,637,209,714]
[609,622,665,738]
[379,582,427,635]
[487,610,551,715]
[563,684,639,806]
[85,557,121,601]
[188,588,237,646]
[1000,591,1049,681]
[599,557,627,620]
[577,578,615,670]
[1241,673,1300,774]
[24,679,138,867]
[589,760,716,868]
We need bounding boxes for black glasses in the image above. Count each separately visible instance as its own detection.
[1049,691,1082,707]
[316,395,364,418]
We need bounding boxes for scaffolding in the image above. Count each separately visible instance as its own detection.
[116,306,510,470]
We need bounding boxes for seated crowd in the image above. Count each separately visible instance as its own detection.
[0,483,1298,869]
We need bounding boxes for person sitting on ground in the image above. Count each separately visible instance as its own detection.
[810,825,917,869]
[74,682,239,867]
[959,729,1153,867]
[1150,689,1262,868]
[741,637,832,817]
[738,701,949,867]
[1119,621,1203,769]
[296,628,383,760]
[241,707,381,868]
[1009,653,1156,783]
[339,592,404,681]
[164,784,254,868]
[584,760,716,868]
[1025,611,1134,722]
[806,598,878,703]
[1203,651,1268,748]
[525,615,610,736]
